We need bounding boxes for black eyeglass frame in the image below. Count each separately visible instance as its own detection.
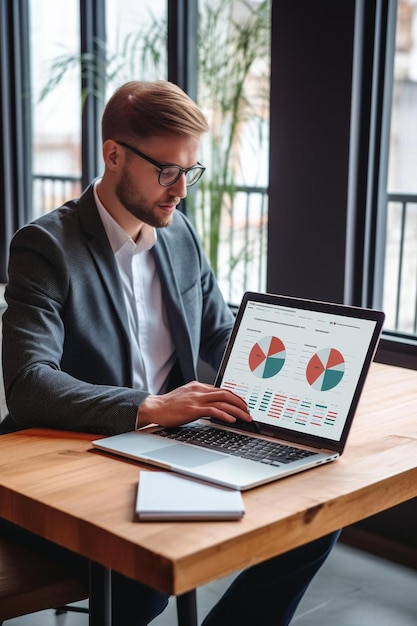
[115,140,206,187]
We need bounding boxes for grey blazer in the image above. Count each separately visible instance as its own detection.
[2,184,234,435]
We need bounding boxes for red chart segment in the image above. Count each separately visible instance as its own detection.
[306,348,345,391]
[249,336,286,379]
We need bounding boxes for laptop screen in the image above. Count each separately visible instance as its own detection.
[215,292,385,451]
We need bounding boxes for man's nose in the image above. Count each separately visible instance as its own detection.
[169,173,187,199]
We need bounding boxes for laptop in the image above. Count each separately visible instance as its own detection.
[93,292,385,490]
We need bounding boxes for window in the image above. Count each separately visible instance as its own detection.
[382,0,417,336]
[7,0,416,365]
[29,0,82,218]
[105,0,168,97]
[195,0,271,304]
[26,0,270,307]
[30,0,169,220]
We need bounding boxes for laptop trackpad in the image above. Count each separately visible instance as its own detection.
[146,444,225,468]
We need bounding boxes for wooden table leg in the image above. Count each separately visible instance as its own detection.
[176,589,198,626]
[89,561,111,626]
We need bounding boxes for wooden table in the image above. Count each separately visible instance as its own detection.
[1,362,417,625]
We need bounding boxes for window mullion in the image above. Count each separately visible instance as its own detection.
[80,0,107,188]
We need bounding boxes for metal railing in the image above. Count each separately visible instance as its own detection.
[33,175,269,307]
[33,174,82,219]
[213,184,268,305]
[33,175,417,337]
[383,192,417,334]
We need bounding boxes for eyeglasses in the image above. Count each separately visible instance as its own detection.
[115,140,206,187]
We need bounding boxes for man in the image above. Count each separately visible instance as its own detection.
[2,80,339,625]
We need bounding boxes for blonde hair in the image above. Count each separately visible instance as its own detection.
[102,80,209,142]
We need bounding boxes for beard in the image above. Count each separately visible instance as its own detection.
[115,165,176,228]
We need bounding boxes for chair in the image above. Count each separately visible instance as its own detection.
[0,534,88,623]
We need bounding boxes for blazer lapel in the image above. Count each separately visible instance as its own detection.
[151,235,197,383]
[78,185,131,349]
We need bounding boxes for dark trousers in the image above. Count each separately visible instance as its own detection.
[0,503,340,626]
[110,530,341,625]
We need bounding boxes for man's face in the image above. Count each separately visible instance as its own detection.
[114,134,201,229]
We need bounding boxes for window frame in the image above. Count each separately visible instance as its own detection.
[1,0,415,369]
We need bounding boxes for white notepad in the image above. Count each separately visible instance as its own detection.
[136,471,245,521]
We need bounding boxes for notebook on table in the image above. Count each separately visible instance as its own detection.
[135,471,245,521]
[93,291,385,491]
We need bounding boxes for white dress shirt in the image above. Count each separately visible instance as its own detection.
[94,181,175,394]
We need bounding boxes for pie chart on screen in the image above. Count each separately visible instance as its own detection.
[248,336,286,379]
[306,348,345,391]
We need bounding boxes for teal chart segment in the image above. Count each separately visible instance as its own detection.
[248,336,286,379]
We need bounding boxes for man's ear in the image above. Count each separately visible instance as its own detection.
[102,140,121,170]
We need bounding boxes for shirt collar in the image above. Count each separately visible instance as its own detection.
[93,179,157,254]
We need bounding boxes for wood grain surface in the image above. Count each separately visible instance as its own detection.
[1,362,417,595]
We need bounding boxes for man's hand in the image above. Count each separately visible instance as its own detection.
[138,381,252,428]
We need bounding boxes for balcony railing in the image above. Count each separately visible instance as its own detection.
[210,184,268,305]
[33,175,268,307]
[33,174,82,218]
[32,175,417,337]
[383,192,417,334]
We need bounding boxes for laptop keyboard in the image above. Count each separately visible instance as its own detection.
[158,424,315,466]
